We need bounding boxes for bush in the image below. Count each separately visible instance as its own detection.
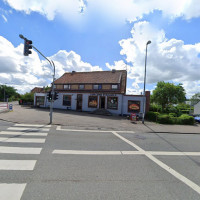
[157,114,173,124]
[145,111,159,122]
[178,114,194,125]
[150,104,162,112]
[169,113,177,117]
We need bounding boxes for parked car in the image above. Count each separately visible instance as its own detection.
[194,115,200,123]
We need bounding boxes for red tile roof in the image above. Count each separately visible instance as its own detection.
[31,87,44,93]
[54,70,126,84]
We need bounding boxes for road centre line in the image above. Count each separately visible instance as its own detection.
[112,131,200,195]
[7,127,49,132]
[53,150,123,155]
[0,160,36,170]
[14,124,51,128]
[0,131,48,136]
[0,146,42,154]
[0,137,46,143]
[0,184,26,200]
[56,126,135,133]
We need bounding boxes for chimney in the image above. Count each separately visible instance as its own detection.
[71,71,76,75]
[112,69,116,73]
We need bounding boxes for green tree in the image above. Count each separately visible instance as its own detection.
[0,85,19,101]
[20,92,34,103]
[151,81,186,110]
[190,92,200,106]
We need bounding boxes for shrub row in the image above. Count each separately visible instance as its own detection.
[145,111,194,125]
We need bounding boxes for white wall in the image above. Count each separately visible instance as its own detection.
[34,93,46,107]
[35,92,145,116]
[194,101,200,115]
[122,96,145,116]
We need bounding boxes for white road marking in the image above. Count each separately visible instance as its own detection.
[52,150,200,156]
[149,151,200,156]
[0,184,26,200]
[14,124,51,128]
[0,131,48,136]
[0,137,46,143]
[0,146,42,154]
[0,160,36,170]
[56,126,135,133]
[7,127,49,132]
[112,131,200,195]
[53,150,122,155]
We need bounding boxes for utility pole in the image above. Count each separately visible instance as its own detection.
[19,34,55,124]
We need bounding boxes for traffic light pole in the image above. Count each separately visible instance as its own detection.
[19,34,55,124]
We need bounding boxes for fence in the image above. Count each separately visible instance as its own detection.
[0,102,8,112]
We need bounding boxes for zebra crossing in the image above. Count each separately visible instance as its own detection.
[0,123,50,200]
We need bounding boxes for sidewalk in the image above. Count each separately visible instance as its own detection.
[0,103,199,133]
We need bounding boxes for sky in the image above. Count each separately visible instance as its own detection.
[0,0,200,98]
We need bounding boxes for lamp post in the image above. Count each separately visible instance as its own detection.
[142,40,151,124]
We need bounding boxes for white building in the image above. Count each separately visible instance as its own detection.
[194,101,200,115]
[34,70,150,116]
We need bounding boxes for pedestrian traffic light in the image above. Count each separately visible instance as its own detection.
[24,39,32,56]
[54,92,59,100]
[47,91,52,101]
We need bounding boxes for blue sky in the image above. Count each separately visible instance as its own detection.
[0,0,200,98]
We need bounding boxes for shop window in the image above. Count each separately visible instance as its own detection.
[79,84,84,89]
[64,84,70,89]
[36,96,45,106]
[88,96,98,108]
[111,84,118,90]
[93,84,102,90]
[107,97,118,110]
[128,100,140,113]
[63,95,71,106]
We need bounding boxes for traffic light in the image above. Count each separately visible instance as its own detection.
[24,39,32,56]
[47,91,52,101]
[54,92,59,100]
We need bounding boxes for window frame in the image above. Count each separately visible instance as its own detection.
[64,84,70,90]
[88,96,98,108]
[93,84,102,90]
[111,84,118,90]
[63,95,72,106]
[79,84,85,90]
[107,96,118,110]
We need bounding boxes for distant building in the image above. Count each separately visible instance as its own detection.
[33,70,150,116]
[194,101,200,115]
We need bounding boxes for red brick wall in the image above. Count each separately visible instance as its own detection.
[145,91,150,113]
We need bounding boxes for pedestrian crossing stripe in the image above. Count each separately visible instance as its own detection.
[0,146,42,154]
[14,124,51,128]
[7,127,49,132]
[0,184,26,200]
[0,131,48,136]
[0,137,46,143]
[0,160,36,170]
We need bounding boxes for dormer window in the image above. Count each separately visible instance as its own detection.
[93,84,102,90]
[112,84,118,90]
[64,84,70,89]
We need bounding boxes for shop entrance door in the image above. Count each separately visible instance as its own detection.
[100,96,105,109]
[76,94,82,111]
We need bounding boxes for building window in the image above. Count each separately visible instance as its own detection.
[93,84,102,90]
[63,95,71,106]
[88,96,98,108]
[112,84,118,90]
[107,97,118,110]
[36,96,45,106]
[79,84,84,90]
[128,101,140,113]
[64,84,70,89]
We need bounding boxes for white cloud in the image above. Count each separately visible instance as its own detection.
[0,36,102,94]
[3,0,200,25]
[106,21,200,97]
[1,14,7,22]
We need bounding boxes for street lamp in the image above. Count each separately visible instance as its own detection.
[142,40,151,124]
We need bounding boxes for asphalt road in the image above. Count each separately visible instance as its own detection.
[0,121,200,199]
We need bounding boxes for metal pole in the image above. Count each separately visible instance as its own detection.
[142,41,151,124]
[4,86,5,102]
[19,35,55,124]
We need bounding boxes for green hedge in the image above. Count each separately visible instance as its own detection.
[145,112,194,125]
[145,111,159,121]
